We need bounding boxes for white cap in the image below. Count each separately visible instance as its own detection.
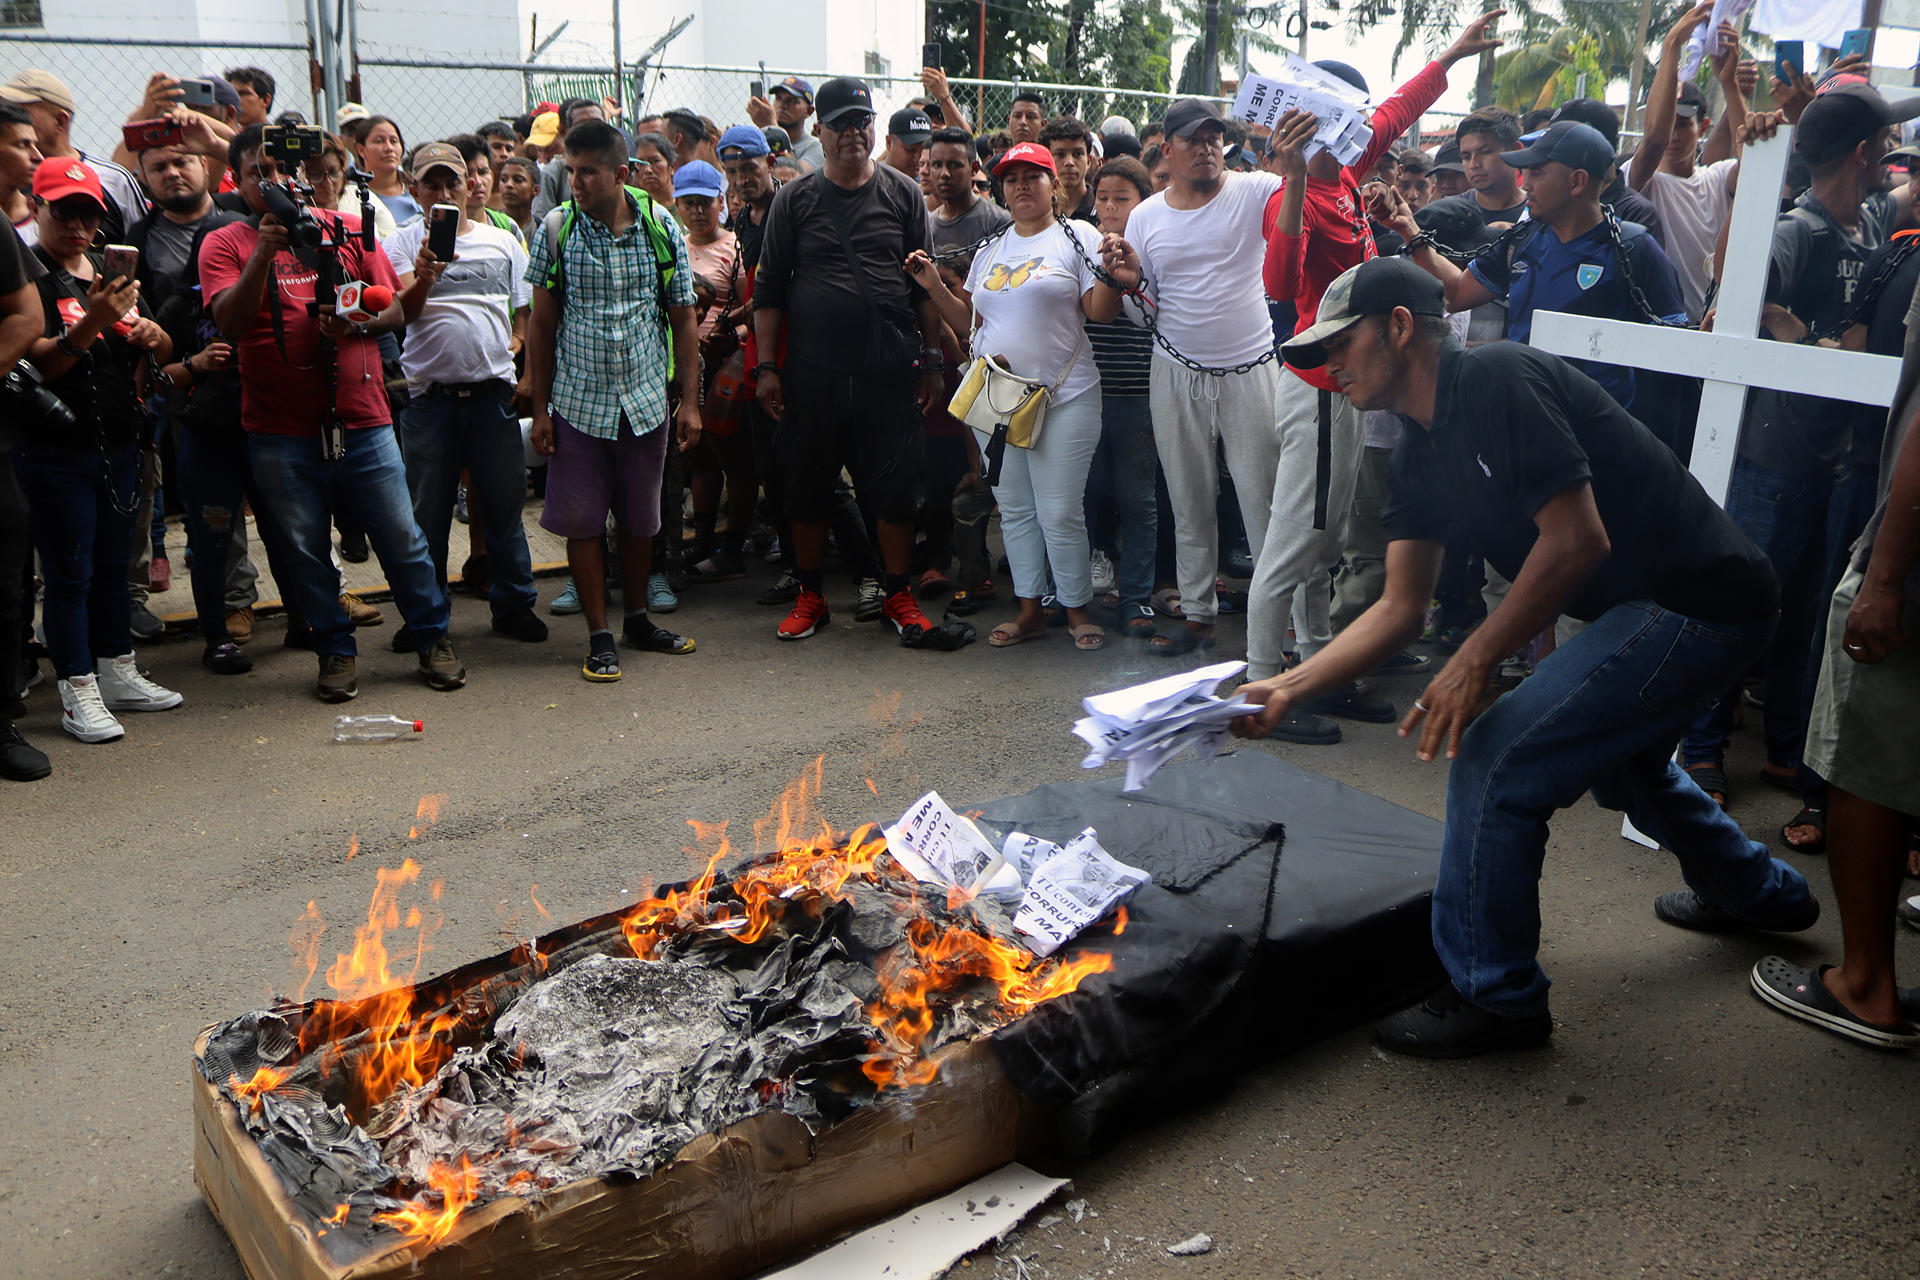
[1100,114,1136,138]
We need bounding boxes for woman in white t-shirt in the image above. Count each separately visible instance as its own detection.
[907,143,1128,651]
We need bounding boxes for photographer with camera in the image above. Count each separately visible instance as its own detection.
[15,157,181,746]
[198,124,466,703]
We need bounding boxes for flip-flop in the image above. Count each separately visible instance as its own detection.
[1118,602,1157,640]
[989,622,1046,647]
[1147,626,1215,657]
[624,625,696,655]
[1069,623,1106,652]
[1150,587,1184,618]
[1780,805,1826,854]
[1750,957,1920,1049]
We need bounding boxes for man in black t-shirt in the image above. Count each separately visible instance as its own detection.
[1234,258,1818,1058]
[753,76,945,647]
[0,223,49,779]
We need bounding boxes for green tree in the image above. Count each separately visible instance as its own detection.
[925,0,1068,83]
[1172,0,1288,95]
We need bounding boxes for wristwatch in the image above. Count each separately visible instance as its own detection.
[920,348,947,370]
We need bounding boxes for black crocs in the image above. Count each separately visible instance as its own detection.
[1750,957,1920,1049]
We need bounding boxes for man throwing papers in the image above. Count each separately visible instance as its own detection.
[1232,258,1817,1058]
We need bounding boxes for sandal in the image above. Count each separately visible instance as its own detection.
[1118,602,1157,640]
[1150,586,1183,618]
[1750,957,1920,1049]
[989,621,1046,647]
[624,624,696,655]
[1147,625,1215,657]
[1069,623,1106,651]
[1683,759,1728,808]
[1780,805,1826,855]
[582,638,622,683]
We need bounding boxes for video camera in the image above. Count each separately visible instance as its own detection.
[261,123,326,167]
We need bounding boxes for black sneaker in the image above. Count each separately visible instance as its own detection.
[201,642,253,675]
[1300,680,1397,723]
[315,654,358,703]
[491,607,550,642]
[687,547,747,582]
[283,624,320,652]
[1374,985,1553,1058]
[1654,888,1820,934]
[757,571,802,606]
[0,719,51,781]
[419,637,467,691]
[129,603,164,640]
[338,530,369,563]
[390,624,419,654]
[1371,649,1432,676]
[853,577,885,622]
[1266,708,1342,745]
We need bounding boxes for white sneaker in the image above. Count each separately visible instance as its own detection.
[59,674,125,742]
[95,653,184,712]
[1090,548,1116,595]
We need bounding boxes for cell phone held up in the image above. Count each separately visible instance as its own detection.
[1774,39,1804,84]
[177,77,217,109]
[1838,28,1872,62]
[101,244,140,284]
[923,42,942,72]
[427,204,460,264]
[750,78,765,100]
[122,117,183,152]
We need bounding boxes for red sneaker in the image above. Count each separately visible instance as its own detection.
[777,589,830,640]
[149,555,171,593]
[880,588,932,640]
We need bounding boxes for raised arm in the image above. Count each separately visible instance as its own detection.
[1633,3,1712,192]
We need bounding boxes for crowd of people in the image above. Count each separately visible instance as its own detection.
[1,6,1915,1048]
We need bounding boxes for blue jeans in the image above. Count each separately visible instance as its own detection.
[1681,456,1836,770]
[400,385,536,618]
[177,423,298,646]
[1085,393,1158,604]
[10,443,137,678]
[247,426,448,658]
[1438,600,1814,1017]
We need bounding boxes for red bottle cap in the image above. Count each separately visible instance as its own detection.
[412,720,424,732]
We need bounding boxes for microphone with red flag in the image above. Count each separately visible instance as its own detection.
[334,281,393,326]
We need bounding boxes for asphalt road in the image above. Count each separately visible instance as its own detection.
[2,579,1914,1279]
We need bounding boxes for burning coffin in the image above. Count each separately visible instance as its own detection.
[194,752,1446,1279]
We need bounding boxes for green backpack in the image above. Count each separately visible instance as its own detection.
[538,184,680,375]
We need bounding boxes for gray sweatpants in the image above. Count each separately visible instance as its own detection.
[1246,369,1363,680]
[1148,358,1282,624]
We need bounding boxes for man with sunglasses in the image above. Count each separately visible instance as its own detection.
[753,76,944,646]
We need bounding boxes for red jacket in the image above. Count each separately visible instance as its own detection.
[1263,61,1448,392]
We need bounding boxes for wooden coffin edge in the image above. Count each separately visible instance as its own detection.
[193,1026,1039,1280]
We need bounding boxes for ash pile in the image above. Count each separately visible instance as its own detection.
[197,853,1086,1243]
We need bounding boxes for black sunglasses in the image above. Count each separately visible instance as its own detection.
[823,113,874,133]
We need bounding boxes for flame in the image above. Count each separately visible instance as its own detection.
[408,793,447,840]
[863,919,1113,1089]
[297,858,461,1105]
[322,1204,350,1225]
[289,901,325,1002]
[529,885,550,920]
[1112,905,1129,936]
[229,1066,286,1113]
[375,1156,478,1248]
[344,834,359,862]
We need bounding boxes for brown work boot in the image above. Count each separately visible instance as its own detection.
[340,592,384,626]
[226,606,254,645]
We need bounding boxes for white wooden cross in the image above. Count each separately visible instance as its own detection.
[1529,131,1905,846]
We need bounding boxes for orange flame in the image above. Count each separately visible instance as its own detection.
[863,920,1114,1089]
[229,1066,286,1113]
[289,900,325,1002]
[1112,905,1129,936]
[529,885,550,920]
[408,793,447,840]
[375,1156,478,1248]
[322,1203,350,1225]
[344,834,359,862]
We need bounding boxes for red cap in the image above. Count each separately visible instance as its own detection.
[411,720,424,732]
[535,100,560,114]
[32,156,104,209]
[993,141,1057,176]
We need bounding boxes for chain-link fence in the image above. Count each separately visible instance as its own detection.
[2,33,1473,167]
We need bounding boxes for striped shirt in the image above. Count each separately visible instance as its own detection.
[525,190,695,441]
[1085,305,1152,398]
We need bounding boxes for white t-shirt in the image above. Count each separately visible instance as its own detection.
[385,218,531,390]
[1122,170,1285,368]
[965,219,1101,404]
[1643,159,1736,322]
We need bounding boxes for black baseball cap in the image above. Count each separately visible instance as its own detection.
[1504,119,1615,177]
[1282,257,1446,369]
[1551,96,1622,148]
[1795,82,1920,167]
[1430,140,1464,174]
[888,107,933,144]
[1164,97,1225,139]
[815,76,876,126]
[1675,82,1709,122]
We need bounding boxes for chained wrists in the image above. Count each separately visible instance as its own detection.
[752,361,780,377]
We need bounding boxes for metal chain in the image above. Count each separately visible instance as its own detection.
[1805,233,1920,345]
[1597,207,1693,330]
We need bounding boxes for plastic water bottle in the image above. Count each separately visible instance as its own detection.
[332,714,424,743]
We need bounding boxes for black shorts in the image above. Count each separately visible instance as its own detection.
[774,360,924,525]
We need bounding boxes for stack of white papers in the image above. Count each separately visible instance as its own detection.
[1009,828,1150,957]
[1072,660,1255,792]
[883,790,1019,897]
[1231,54,1375,167]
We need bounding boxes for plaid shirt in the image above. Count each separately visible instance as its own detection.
[525,190,694,440]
